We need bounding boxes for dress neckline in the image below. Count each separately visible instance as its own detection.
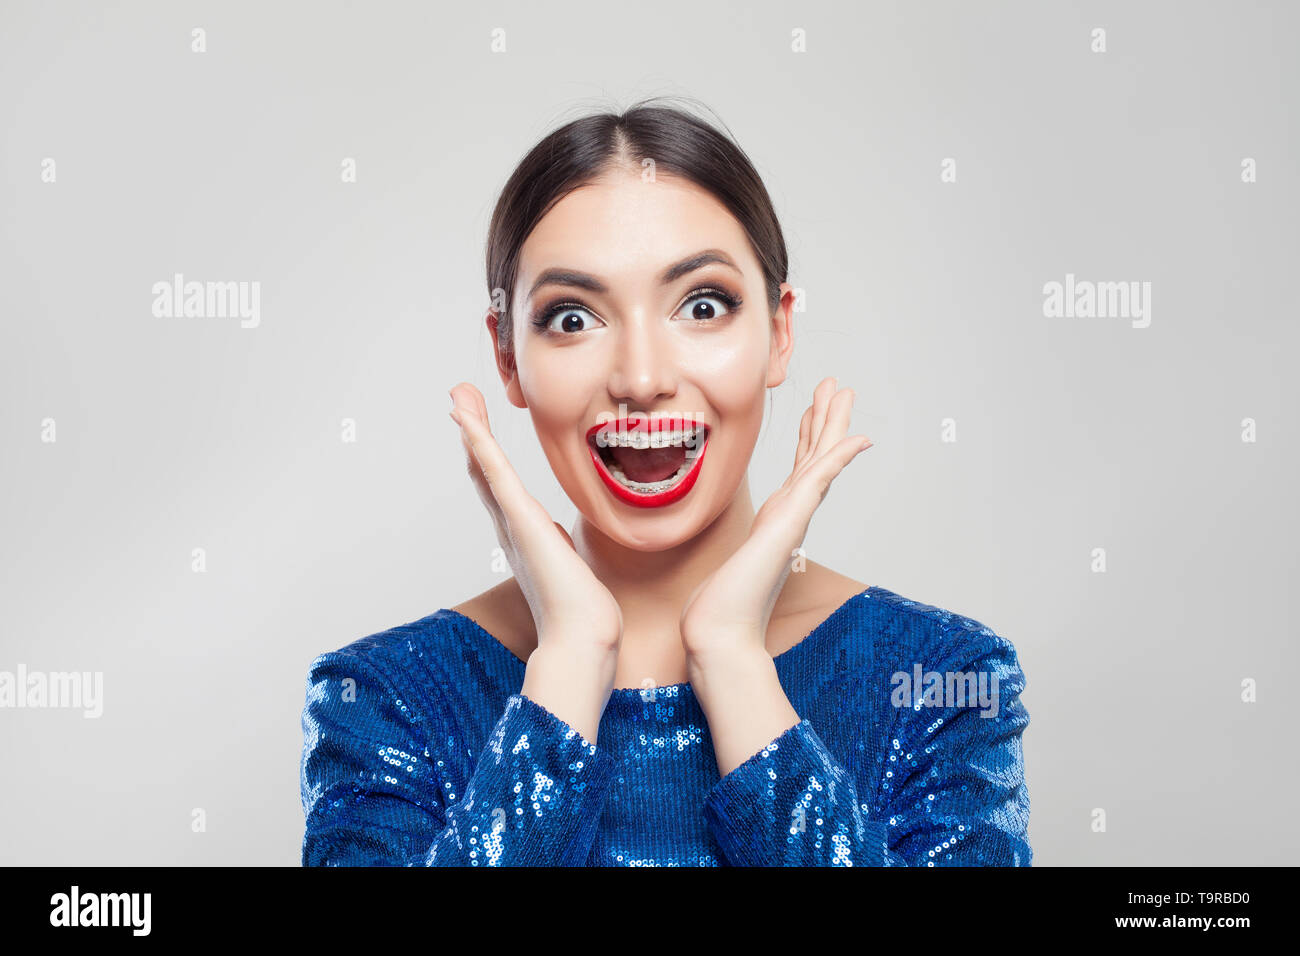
[438,585,884,699]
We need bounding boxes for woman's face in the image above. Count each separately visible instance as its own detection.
[493,167,793,551]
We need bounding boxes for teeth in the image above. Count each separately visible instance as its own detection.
[608,456,694,494]
[597,426,703,449]
[599,430,707,494]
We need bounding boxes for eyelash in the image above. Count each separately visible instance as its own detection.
[529,286,743,334]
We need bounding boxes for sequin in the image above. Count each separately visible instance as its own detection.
[300,586,1032,866]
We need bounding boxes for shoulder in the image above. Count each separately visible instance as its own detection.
[854,587,1029,725]
[302,583,536,720]
[302,606,467,714]
[839,591,1032,866]
[774,564,1022,669]
[862,587,1024,671]
[448,578,537,661]
[777,560,869,616]
[768,561,872,655]
[313,575,535,673]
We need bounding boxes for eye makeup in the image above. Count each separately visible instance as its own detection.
[529,284,744,335]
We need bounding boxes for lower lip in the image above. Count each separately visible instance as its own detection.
[587,434,709,508]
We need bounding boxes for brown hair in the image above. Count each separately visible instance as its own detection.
[484,96,789,366]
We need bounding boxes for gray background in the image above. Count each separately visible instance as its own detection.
[1,0,1295,865]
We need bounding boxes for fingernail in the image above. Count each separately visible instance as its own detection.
[449,409,462,426]
[860,439,872,451]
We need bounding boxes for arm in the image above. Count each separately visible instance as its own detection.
[701,631,1032,866]
[300,651,617,866]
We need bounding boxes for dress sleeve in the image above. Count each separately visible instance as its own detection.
[701,629,1032,866]
[300,651,618,866]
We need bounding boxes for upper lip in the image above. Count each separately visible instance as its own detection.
[586,416,709,444]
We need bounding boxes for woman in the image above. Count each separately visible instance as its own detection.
[300,99,1032,866]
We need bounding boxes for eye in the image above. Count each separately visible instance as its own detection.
[532,302,603,335]
[675,287,742,323]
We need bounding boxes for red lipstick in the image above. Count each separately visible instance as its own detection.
[585,416,710,509]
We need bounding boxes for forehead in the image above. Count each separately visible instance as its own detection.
[516,171,755,298]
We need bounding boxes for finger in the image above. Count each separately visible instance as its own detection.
[795,434,872,505]
[448,383,589,578]
[806,377,837,454]
[451,408,510,537]
[794,404,813,471]
[449,400,533,525]
[553,521,577,552]
[463,382,492,430]
[449,406,576,591]
[450,382,493,432]
[810,386,855,463]
[452,382,514,517]
[450,398,569,564]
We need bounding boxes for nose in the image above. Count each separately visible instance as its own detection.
[606,311,677,407]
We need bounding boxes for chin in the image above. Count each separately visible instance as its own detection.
[571,463,743,554]
[600,511,708,552]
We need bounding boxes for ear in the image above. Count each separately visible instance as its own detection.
[765,282,795,388]
[486,310,527,408]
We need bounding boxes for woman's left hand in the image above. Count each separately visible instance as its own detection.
[679,377,873,668]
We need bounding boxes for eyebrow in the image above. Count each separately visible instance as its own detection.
[524,248,742,302]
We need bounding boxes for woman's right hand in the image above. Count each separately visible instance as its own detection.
[449,382,622,741]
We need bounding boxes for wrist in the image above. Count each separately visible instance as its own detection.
[538,625,622,658]
[685,643,777,703]
[522,643,618,743]
[525,640,618,688]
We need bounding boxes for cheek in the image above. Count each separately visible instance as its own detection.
[515,347,599,470]
[677,330,770,424]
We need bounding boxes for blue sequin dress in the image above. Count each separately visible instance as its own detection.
[299,586,1032,866]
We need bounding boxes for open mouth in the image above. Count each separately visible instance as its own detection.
[586,419,710,508]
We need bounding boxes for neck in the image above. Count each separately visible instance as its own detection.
[570,478,757,642]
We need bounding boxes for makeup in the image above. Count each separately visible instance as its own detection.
[586,416,710,508]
